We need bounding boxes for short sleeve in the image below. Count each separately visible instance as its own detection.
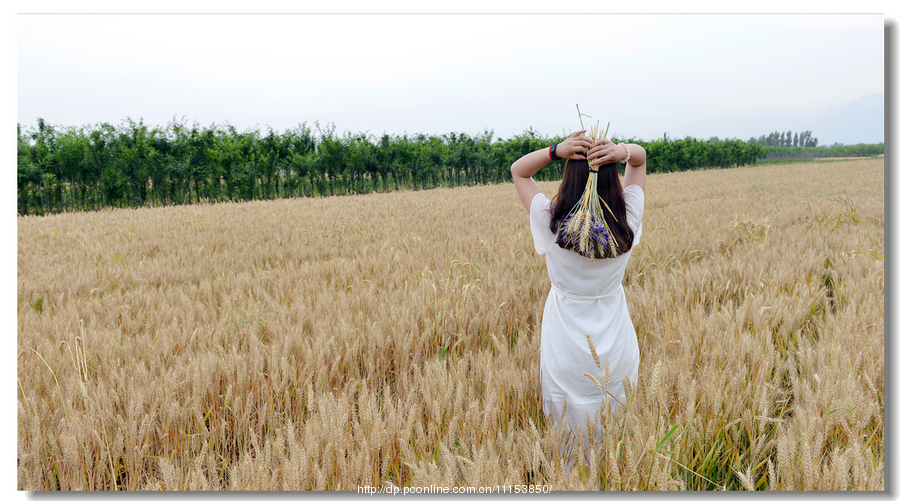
[623,184,645,248]
[529,193,554,255]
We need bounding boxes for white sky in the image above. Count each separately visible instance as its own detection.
[16,8,885,144]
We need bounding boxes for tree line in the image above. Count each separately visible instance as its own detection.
[747,129,884,161]
[16,117,879,215]
[750,130,818,148]
[761,142,884,162]
[17,118,561,215]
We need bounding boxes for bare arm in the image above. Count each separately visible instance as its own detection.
[586,139,647,192]
[511,130,594,212]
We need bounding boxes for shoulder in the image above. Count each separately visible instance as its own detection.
[622,184,644,231]
[529,193,555,255]
[623,183,644,199]
[530,192,551,215]
[623,184,644,208]
[533,191,551,206]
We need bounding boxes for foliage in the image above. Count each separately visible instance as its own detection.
[17,117,879,215]
[751,130,818,148]
[761,143,884,163]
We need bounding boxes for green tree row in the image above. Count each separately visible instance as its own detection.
[747,129,884,160]
[17,118,565,215]
[19,117,830,215]
[630,136,769,173]
[750,130,818,148]
[761,142,884,162]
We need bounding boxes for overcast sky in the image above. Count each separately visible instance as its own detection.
[17,11,885,145]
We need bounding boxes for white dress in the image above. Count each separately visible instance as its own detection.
[529,184,644,445]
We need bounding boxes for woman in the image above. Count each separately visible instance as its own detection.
[511,130,647,454]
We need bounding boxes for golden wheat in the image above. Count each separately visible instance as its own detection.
[17,158,883,490]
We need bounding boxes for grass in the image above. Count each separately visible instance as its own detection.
[17,158,884,490]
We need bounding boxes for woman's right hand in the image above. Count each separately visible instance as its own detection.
[555,130,595,160]
[586,139,626,167]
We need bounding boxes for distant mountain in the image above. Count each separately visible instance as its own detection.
[809,92,884,145]
[674,92,884,146]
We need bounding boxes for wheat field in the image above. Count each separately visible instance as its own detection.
[17,158,884,491]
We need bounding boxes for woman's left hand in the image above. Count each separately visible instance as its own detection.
[586,139,625,167]
[555,130,595,160]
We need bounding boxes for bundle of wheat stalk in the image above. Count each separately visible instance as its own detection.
[557,108,617,260]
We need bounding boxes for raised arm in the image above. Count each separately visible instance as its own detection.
[586,139,647,192]
[511,130,594,212]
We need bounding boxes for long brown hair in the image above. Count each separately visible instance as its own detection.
[549,159,634,256]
